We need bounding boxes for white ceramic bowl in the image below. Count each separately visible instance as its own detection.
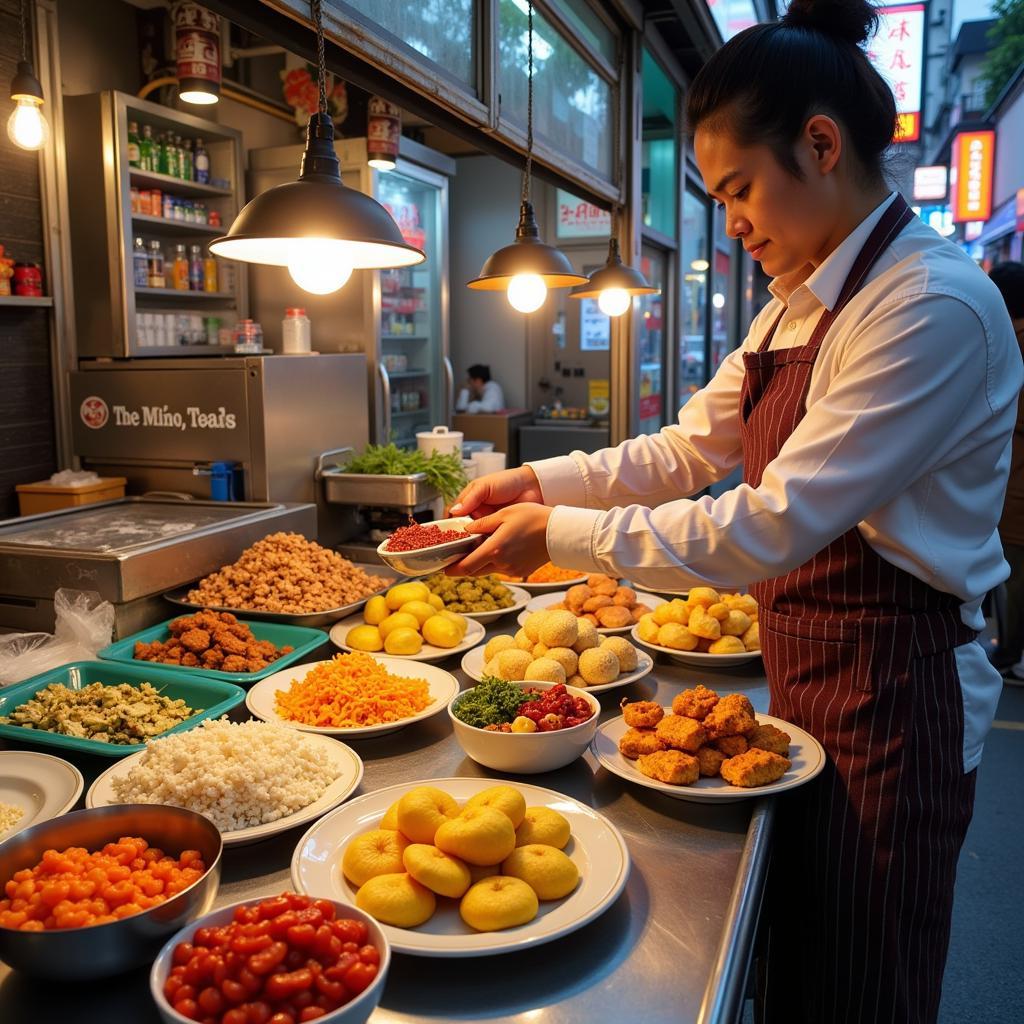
[376,516,481,575]
[448,680,600,774]
[151,896,390,1024]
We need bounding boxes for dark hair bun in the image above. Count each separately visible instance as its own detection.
[782,0,878,46]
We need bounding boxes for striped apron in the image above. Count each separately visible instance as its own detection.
[742,195,978,1024]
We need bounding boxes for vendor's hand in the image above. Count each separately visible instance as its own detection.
[445,503,552,577]
[449,466,544,519]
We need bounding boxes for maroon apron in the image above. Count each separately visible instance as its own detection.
[741,195,978,1024]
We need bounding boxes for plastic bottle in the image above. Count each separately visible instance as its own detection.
[194,137,210,184]
[132,236,148,286]
[127,121,141,167]
[140,125,154,171]
[189,245,204,290]
[281,307,312,354]
[147,240,165,288]
[203,253,218,292]
[172,244,189,290]
[182,138,193,182]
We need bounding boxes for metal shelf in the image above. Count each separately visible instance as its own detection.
[129,169,232,198]
[0,295,53,307]
[131,344,237,357]
[131,214,221,236]
[135,288,235,302]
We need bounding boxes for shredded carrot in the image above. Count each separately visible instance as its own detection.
[274,652,432,728]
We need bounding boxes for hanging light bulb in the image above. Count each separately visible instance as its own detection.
[466,1,586,310]
[209,0,423,293]
[597,288,631,317]
[570,236,659,317]
[7,0,49,153]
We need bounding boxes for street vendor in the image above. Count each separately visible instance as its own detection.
[445,0,1024,1021]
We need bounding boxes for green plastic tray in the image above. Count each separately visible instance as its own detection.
[98,617,327,684]
[0,660,246,758]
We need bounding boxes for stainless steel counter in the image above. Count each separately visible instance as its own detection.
[0,632,774,1024]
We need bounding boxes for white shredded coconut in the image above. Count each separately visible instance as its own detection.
[0,801,24,834]
[110,719,341,831]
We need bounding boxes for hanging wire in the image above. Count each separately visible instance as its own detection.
[20,0,28,62]
[521,0,534,204]
[312,0,327,115]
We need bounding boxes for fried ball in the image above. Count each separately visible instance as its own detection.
[724,594,759,617]
[687,606,722,641]
[637,749,699,786]
[636,614,660,643]
[721,610,753,637]
[720,749,791,787]
[687,587,721,609]
[657,623,699,651]
[596,605,633,629]
[653,600,688,626]
[714,735,749,756]
[708,635,746,655]
[484,635,517,661]
[573,618,601,653]
[612,586,637,607]
[524,658,566,684]
[618,728,667,759]
[671,684,720,720]
[567,673,588,689]
[695,745,727,777]
[655,714,707,753]
[565,584,593,612]
[582,594,613,613]
[707,602,731,621]
[748,723,791,757]
[601,636,639,672]
[545,647,578,678]
[495,648,533,681]
[741,622,761,651]
[587,574,618,596]
[523,611,548,643]
[578,646,620,685]
[532,643,550,660]
[631,605,648,623]
[539,610,579,649]
[704,694,757,739]
[514,628,534,652]
[620,699,664,728]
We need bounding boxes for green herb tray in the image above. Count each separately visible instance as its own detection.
[99,618,327,684]
[0,661,246,758]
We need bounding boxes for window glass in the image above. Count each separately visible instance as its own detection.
[711,205,734,376]
[641,49,677,238]
[557,0,615,62]
[340,1,476,87]
[705,0,758,41]
[498,0,613,179]
[680,189,709,407]
[638,247,667,435]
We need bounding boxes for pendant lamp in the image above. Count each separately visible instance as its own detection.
[466,0,586,312]
[569,233,659,317]
[6,0,49,152]
[209,0,423,294]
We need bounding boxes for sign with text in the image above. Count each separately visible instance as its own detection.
[913,165,948,202]
[867,5,925,142]
[556,190,611,238]
[950,131,995,223]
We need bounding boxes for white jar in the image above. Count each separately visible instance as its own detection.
[282,307,312,354]
[416,425,463,458]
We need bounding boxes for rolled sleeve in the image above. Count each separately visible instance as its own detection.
[527,454,589,507]
[545,504,605,574]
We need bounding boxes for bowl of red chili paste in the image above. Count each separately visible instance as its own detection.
[376,516,482,575]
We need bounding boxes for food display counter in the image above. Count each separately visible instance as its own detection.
[0,621,772,1024]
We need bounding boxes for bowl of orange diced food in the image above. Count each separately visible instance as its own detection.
[496,562,588,592]
[0,803,221,979]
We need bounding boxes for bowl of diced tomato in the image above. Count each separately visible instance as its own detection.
[0,803,222,979]
[150,892,390,1024]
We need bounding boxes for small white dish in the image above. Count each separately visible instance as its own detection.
[0,751,84,841]
[504,575,588,593]
[245,656,460,738]
[86,733,363,846]
[448,680,600,773]
[376,516,481,575]
[460,643,655,695]
[630,624,762,666]
[290,776,630,958]
[329,614,486,664]
[455,584,531,625]
[519,590,666,635]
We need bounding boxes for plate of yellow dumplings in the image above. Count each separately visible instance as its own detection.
[630,588,762,666]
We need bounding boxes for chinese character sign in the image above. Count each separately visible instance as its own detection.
[866,4,926,142]
[950,131,995,223]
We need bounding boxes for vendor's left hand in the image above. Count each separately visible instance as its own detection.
[445,503,552,577]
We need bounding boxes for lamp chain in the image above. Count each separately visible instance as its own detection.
[312,0,327,115]
[522,0,534,204]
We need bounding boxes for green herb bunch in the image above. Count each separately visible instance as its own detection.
[452,677,529,729]
[345,444,468,502]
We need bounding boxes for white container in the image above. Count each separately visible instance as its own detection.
[282,306,312,354]
[417,424,463,458]
[471,450,507,475]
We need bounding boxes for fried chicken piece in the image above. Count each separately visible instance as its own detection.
[134,641,153,660]
[246,658,268,673]
[720,748,791,788]
[191,611,222,634]
[227,622,250,640]
[637,749,699,786]
[671,684,720,721]
[618,728,667,759]
[214,630,247,656]
[281,645,294,655]
[620,699,664,729]
[201,648,225,668]
[714,735,749,756]
[221,654,248,673]
[748,723,791,757]
[180,652,200,667]
[655,714,707,753]
[253,639,277,658]
[695,745,727,778]
[179,628,211,654]
[167,617,194,636]
[704,694,757,739]
[218,611,238,624]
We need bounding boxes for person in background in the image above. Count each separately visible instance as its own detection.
[990,261,1024,682]
[455,364,505,413]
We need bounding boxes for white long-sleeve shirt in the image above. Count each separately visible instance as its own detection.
[527,194,1023,770]
[455,380,505,413]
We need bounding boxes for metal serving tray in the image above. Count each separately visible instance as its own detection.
[320,470,442,509]
[162,562,404,628]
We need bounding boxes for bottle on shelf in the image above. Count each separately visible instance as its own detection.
[140,124,155,172]
[202,251,218,292]
[157,133,170,176]
[127,121,141,168]
[132,236,148,287]
[172,244,189,290]
[147,240,165,288]
[163,193,174,220]
[194,137,210,184]
[282,307,311,354]
[168,134,181,179]
[182,138,193,182]
[189,244,204,291]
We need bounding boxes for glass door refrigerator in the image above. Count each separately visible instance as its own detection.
[247,138,452,446]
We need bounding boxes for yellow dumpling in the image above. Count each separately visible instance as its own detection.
[636,613,660,643]
[708,635,746,654]
[657,622,699,651]
[742,621,761,651]
[721,610,752,636]
[707,602,731,621]
[687,587,721,610]
[687,606,722,641]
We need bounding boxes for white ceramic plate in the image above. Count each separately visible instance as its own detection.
[329,615,486,663]
[451,585,531,625]
[592,711,825,803]
[630,625,762,667]
[290,776,630,957]
[460,643,655,695]
[245,656,460,738]
[519,590,666,636]
[86,733,364,846]
[0,751,84,841]
[501,575,588,593]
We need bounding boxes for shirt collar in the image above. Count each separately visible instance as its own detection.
[767,192,898,310]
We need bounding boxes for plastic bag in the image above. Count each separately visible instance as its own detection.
[48,469,100,487]
[0,589,115,686]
